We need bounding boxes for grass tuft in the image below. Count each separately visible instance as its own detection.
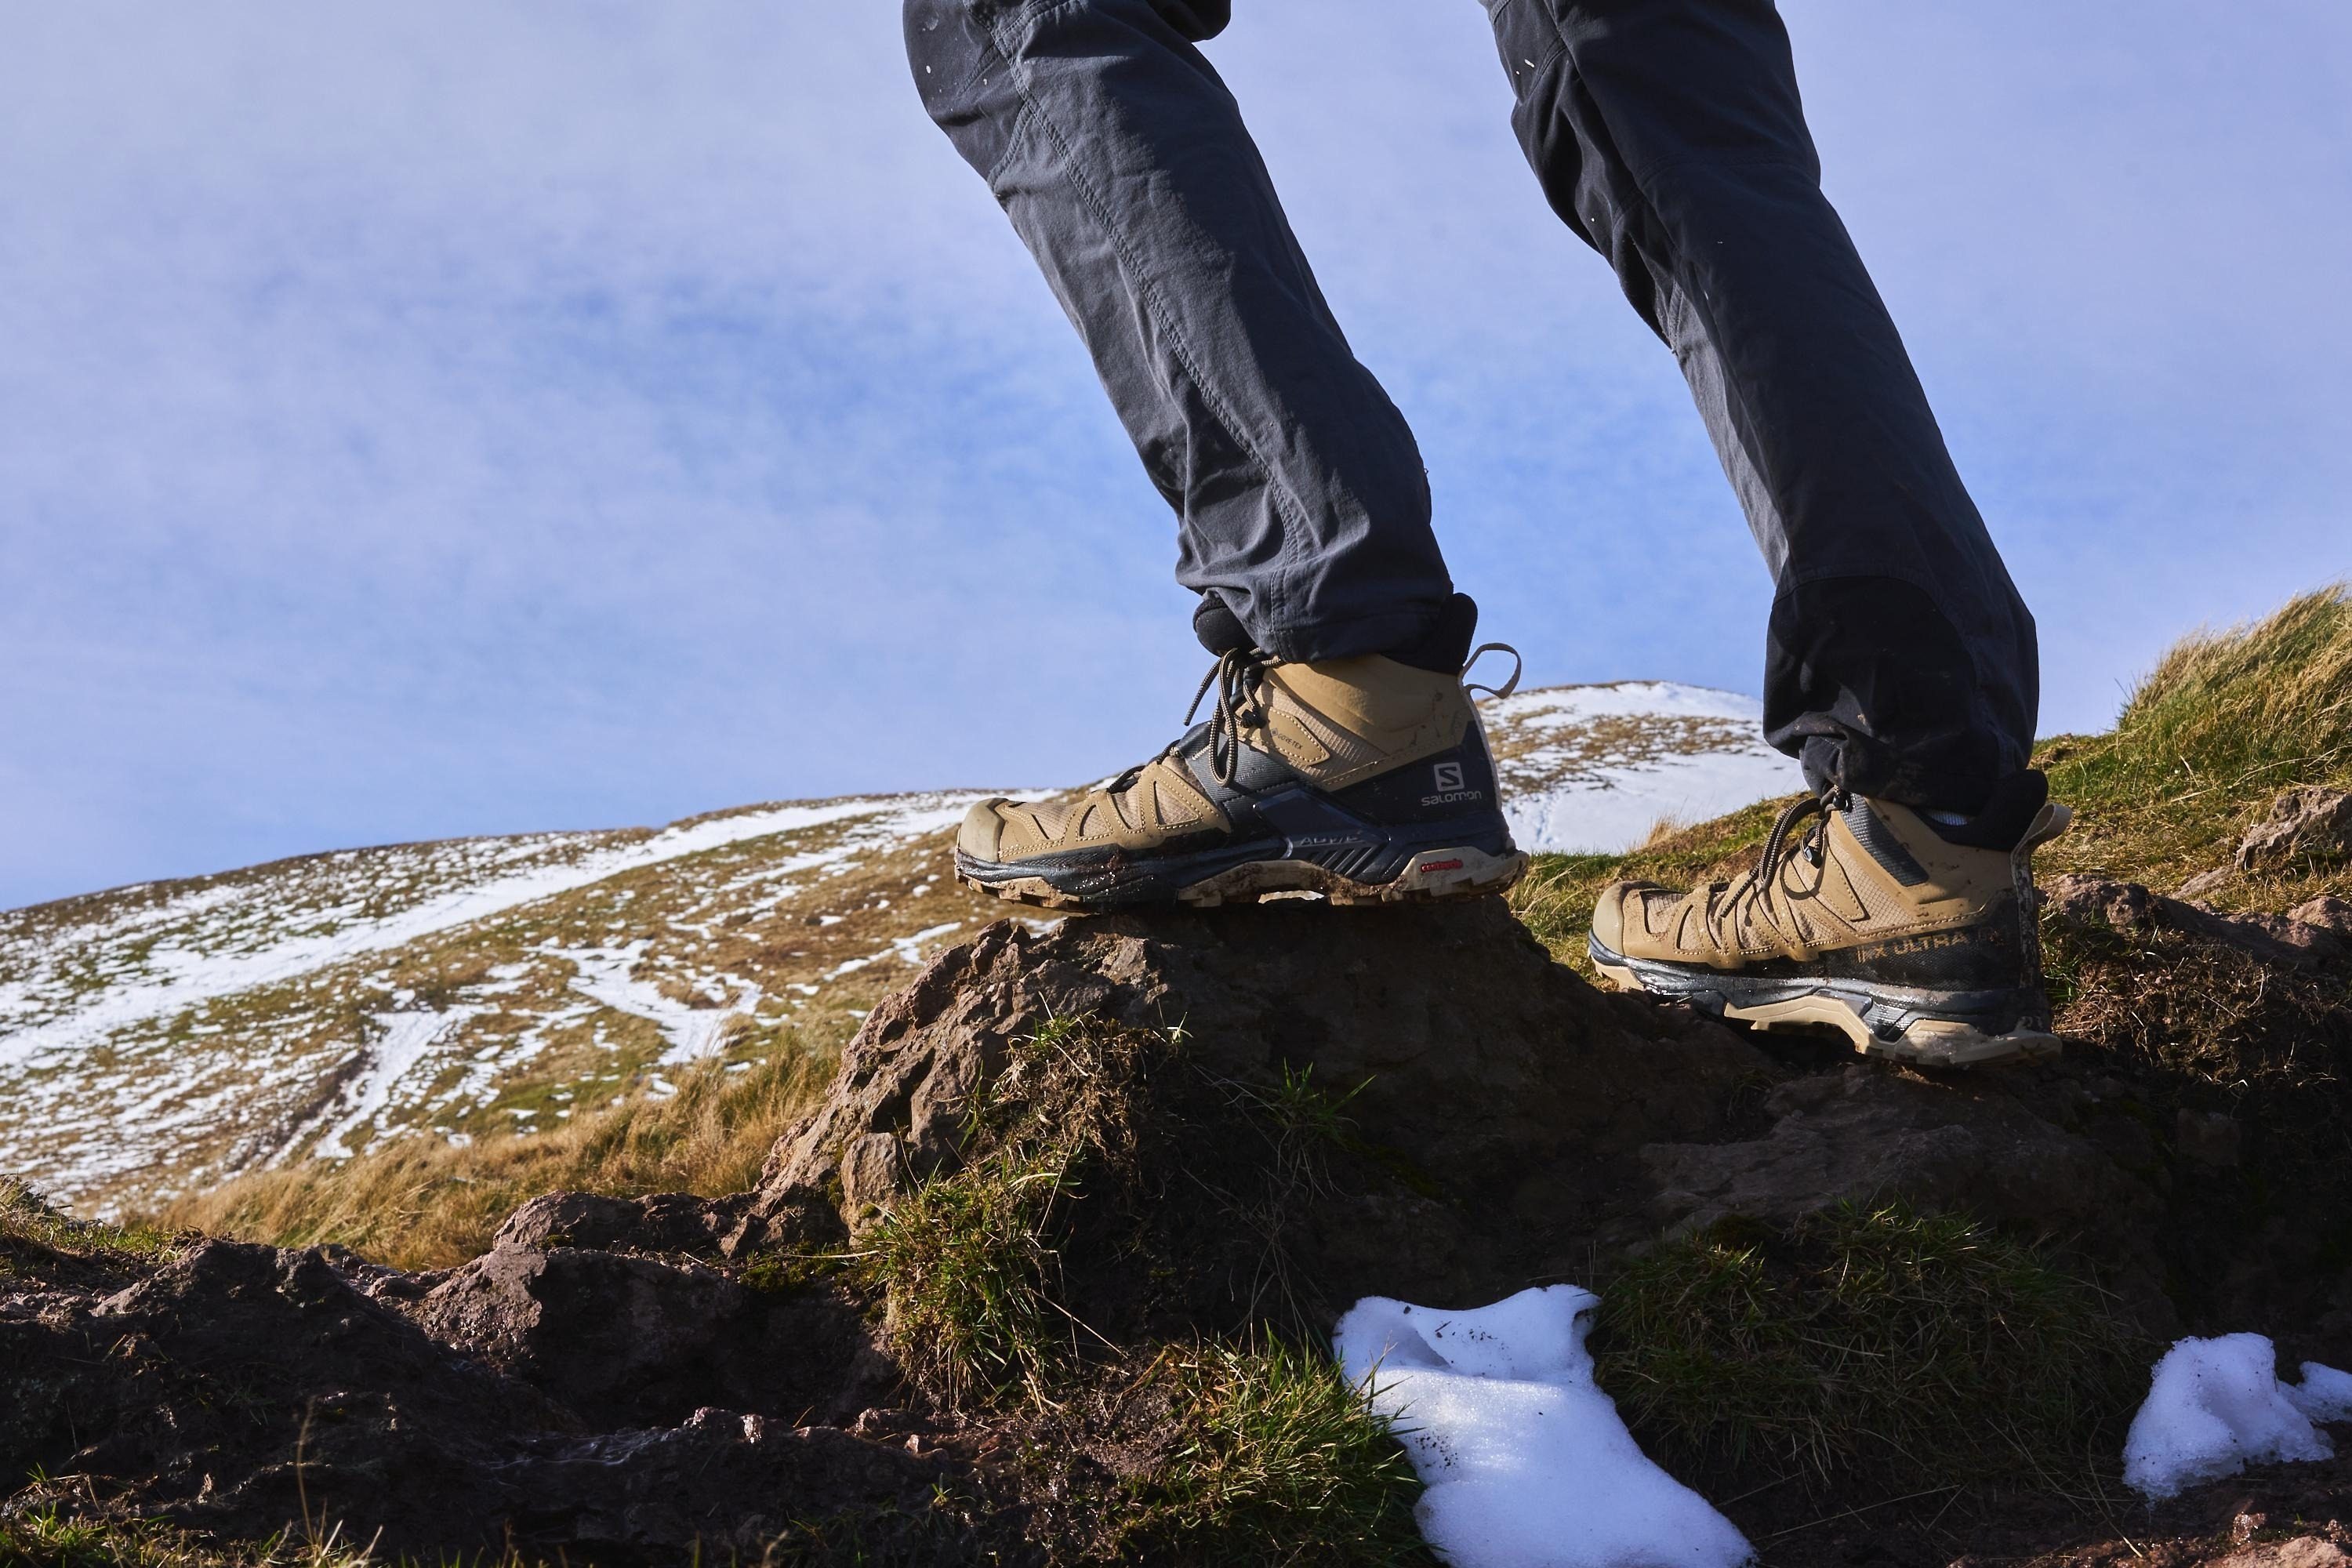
[1118,1339,1432,1567]
[2,1178,178,1269]
[861,1014,1158,1403]
[1595,1201,2151,1496]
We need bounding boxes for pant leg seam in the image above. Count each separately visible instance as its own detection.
[981,6,1319,632]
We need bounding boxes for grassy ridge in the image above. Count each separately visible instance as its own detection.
[1512,583,2352,971]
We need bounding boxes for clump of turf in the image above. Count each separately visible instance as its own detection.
[1595,1202,2151,1498]
[850,1014,1433,1564]
[1112,1339,1431,1567]
[2,1178,180,1293]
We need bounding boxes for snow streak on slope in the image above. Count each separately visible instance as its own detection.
[1479,681,1796,854]
[0,794,996,1211]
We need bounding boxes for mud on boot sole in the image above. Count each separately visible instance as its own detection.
[957,844,1528,912]
[1589,938,2062,1069]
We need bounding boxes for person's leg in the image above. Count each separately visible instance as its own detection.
[1479,0,2064,1064]
[905,0,1451,664]
[1480,0,2038,815]
[909,0,1523,909]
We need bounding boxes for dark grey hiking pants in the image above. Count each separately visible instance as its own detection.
[904,0,2039,814]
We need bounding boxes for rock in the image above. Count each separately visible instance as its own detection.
[1641,1064,2158,1241]
[2238,787,2352,873]
[2177,868,2236,901]
[2177,1109,2243,1168]
[1,1238,998,1562]
[491,1189,750,1257]
[2045,873,2345,967]
[419,1242,887,1428]
[739,901,1774,1311]
[2292,895,2352,935]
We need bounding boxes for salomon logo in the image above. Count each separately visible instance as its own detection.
[1421,758,1485,808]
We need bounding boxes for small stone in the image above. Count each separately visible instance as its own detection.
[2291,895,2352,935]
[2214,1538,2351,1568]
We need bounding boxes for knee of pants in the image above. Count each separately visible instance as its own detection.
[902,0,1022,175]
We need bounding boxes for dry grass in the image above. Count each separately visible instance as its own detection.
[155,1028,833,1270]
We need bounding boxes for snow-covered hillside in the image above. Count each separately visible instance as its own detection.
[1,682,1792,1214]
[1479,681,1798,855]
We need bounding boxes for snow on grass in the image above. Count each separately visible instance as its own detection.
[0,793,993,1207]
[1479,682,1796,855]
[0,794,983,1069]
[307,1009,485,1160]
[823,921,966,981]
[555,942,762,1066]
[2124,1334,2352,1499]
[1336,1286,1753,1568]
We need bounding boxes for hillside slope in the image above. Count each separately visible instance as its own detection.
[1,681,1790,1215]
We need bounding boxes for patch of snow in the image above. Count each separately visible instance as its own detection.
[555,942,762,1066]
[306,1009,484,1160]
[2123,1334,2352,1499]
[1335,1286,1753,1568]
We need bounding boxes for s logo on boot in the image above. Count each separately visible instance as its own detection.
[1423,760,1484,807]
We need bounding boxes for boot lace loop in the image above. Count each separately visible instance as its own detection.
[1185,647,1275,787]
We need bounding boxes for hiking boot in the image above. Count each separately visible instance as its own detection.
[1587,772,2072,1067]
[953,641,1529,910]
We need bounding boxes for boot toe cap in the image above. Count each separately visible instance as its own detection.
[957,799,1010,862]
[1591,880,1671,958]
[1589,882,1633,955]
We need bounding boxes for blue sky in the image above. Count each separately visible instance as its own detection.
[3,1,2349,911]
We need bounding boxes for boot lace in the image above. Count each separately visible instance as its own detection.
[1184,648,1276,787]
[1700,786,1845,953]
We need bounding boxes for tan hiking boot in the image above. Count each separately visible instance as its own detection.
[1588,773,2072,1066]
[954,647,1529,909]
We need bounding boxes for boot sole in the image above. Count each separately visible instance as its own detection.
[1589,939,2061,1069]
[958,844,1528,912]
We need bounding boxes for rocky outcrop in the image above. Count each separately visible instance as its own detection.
[2238,786,2352,873]
[2045,872,2349,967]
[739,899,1779,1308]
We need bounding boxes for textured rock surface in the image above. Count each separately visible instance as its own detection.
[2238,787,2352,873]
[741,899,1777,1308]
[419,1241,889,1429]
[2046,872,2349,967]
[1642,1062,2157,1236]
